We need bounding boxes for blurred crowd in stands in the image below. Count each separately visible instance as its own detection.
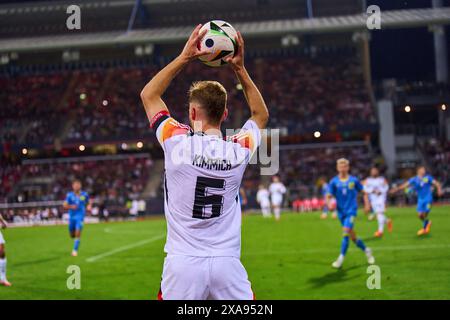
[0,156,152,221]
[1,49,374,150]
[423,138,450,187]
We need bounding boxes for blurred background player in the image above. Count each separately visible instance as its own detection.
[319,177,336,219]
[390,166,442,236]
[363,167,392,238]
[256,184,271,218]
[239,187,248,213]
[327,158,375,269]
[63,179,91,257]
[269,176,286,221]
[0,213,11,287]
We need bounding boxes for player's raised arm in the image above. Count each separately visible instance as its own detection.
[225,32,269,129]
[140,24,209,121]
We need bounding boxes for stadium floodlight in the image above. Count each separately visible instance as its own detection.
[102,100,109,106]
[21,148,28,155]
[137,142,144,149]
[121,143,128,150]
[441,104,447,111]
[80,93,87,100]
[78,145,85,151]
[314,131,321,138]
[404,105,412,113]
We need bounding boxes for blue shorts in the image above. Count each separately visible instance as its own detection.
[338,215,355,230]
[69,217,84,232]
[417,200,432,214]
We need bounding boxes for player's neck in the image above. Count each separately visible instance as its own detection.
[193,122,222,137]
[339,173,349,180]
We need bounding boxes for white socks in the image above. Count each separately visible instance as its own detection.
[0,258,6,281]
[261,207,271,218]
[377,213,386,233]
[274,208,281,220]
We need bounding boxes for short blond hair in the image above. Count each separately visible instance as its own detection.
[188,81,227,125]
[337,158,350,166]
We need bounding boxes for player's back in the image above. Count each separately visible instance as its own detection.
[156,116,260,258]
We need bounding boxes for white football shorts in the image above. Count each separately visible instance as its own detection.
[0,230,5,245]
[271,195,283,207]
[371,201,386,214]
[159,255,254,300]
[260,200,270,209]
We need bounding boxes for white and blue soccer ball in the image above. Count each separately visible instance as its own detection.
[198,20,238,67]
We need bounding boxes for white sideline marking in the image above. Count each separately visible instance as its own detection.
[245,243,450,256]
[86,234,165,263]
[103,227,154,235]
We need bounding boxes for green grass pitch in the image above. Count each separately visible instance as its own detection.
[1,206,449,300]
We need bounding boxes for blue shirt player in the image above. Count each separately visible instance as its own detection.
[63,179,90,257]
[392,166,442,236]
[326,158,375,269]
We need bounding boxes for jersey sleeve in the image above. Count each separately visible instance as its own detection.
[65,193,72,204]
[150,111,191,150]
[380,179,389,193]
[355,179,364,192]
[363,181,372,194]
[408,177,415,189]
[327,180,336,196]
[228,119,261,154]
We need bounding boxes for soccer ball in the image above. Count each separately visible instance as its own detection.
[198,20,238,67]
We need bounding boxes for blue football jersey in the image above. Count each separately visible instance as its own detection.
[65,191,89,219]
[408,175,434,202]
[328,175,363,216]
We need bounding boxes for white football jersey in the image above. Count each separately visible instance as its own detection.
[364,176,388,205]
[256,188,270,207]
[269,182,286,198]
[152,112,260,258]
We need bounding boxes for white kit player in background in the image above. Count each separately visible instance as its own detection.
[256,184,271,218]
[0,213,11,287]
[140,25,269,300]
[269,176,286,221]
[363,167,393,238]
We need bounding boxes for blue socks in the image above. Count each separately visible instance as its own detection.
[354,238,366,251]
[73,239,80,252]
[340,236,350,255]
[423,220,429,229]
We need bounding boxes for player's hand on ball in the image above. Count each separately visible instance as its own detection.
[180,24,210,62]
[225,31,244,71]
